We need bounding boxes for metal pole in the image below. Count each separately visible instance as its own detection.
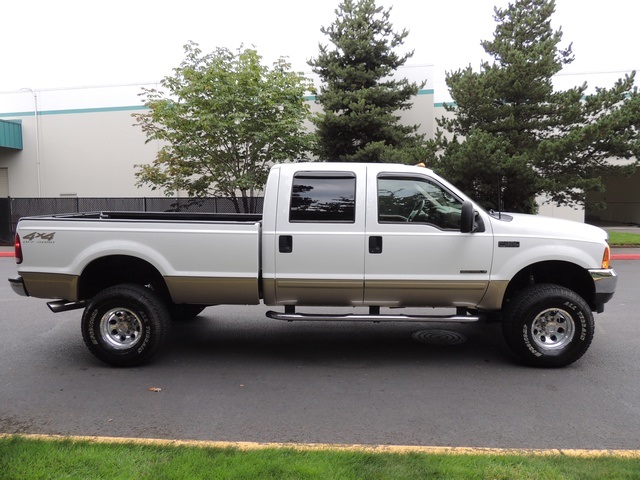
[20,88,42,197]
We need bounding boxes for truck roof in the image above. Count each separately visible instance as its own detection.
[272,162,436,176]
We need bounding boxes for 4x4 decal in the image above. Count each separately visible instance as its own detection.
[22,232,56,242]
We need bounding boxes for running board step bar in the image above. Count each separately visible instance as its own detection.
[266,307,483,323]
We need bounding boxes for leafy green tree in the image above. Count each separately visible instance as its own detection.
[308,0,429,163]
[432,0,639,213]
[134,42,313,212]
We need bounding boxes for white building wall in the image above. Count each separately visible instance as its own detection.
[0,85,166,198]
[6,115,39,196]
[0,108,164,197]
[1,71,436,199]
[37,109,161,197]
[536,197,585,222]
[401,91,434,140]
[3,70,634,223]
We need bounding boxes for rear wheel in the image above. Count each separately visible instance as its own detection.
[81,284,170,367]
[502,284,594,368]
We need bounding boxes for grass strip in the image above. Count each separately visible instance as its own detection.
[608,231,640,246]
[1,435,640,480]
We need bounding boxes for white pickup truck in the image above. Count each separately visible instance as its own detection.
[9,163,617,368]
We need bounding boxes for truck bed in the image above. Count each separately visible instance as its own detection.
[26,211,263,223]
[15,211,263,305]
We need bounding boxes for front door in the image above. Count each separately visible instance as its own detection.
[364,171,493,307]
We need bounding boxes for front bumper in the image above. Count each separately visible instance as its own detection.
[588,268,617,311]
[9,276,29,297]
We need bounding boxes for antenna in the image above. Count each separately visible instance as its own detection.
[497,175,503,219]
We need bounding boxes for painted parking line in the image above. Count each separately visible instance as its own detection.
[2,433,640,458]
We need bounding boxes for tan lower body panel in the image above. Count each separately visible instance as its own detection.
[270,278,364,306]
[477,280,509,310]
[20,272,505,310]
[266,278,492,308]
[364,279,489,307]
[21,272,79,301]
[165,276,260,305]
[21,272,258,305]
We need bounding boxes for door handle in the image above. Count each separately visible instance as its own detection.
[369,236,383,254]
[279,235,293,253]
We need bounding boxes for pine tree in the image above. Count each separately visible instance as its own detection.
[308,0,428,163]
[433,0,639,213]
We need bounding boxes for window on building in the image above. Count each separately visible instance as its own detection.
[290,172,356,223]
[0,168,8,197]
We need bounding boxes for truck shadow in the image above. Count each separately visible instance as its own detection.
[162,312,515,368]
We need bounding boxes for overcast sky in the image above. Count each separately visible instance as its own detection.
[1,0,638,102]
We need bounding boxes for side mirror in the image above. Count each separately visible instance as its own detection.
[460,201,475,233]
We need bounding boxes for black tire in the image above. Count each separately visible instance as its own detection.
[81,284,170,367]
[169,304,206,321]
[502,284,594,368]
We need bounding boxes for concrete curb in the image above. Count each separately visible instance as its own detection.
[2,433,640,458]
[611,253,640,260]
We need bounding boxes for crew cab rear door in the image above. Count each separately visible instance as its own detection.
[271,166,367,306]
[364,169,493,307]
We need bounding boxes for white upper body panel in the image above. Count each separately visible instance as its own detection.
[16,162,611,309]
[18,218,261,280]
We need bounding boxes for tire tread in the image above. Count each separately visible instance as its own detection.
[502,284,594,368]
[81,284,170,367]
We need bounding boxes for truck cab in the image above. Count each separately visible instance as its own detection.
[261,163,493,308]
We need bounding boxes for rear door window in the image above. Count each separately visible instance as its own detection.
[290,172,356,223]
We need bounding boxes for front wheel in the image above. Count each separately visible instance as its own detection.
[502,284,594,368]
[81,284,170,367]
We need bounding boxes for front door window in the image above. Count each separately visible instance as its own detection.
[377,176,463,230]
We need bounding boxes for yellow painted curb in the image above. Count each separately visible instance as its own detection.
[2,433,640,458]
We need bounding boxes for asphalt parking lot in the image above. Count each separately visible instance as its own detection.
[0,257,638,450]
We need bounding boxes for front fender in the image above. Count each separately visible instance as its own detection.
[491,239,605,283]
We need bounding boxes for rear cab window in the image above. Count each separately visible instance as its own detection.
[290,171,357,223]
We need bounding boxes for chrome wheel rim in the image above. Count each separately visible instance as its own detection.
[100,308,143,350]
[530,308,575,351]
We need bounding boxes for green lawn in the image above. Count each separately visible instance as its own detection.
[1,435,639,480]
[608,231,640,246]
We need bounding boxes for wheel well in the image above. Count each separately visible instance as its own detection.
[78,255,170,301]
[503,261,595,310]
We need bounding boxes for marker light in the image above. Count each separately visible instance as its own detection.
[602,244,610,269]
[14,233,23,264]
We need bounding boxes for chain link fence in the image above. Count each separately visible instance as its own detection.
[0,197,264,246]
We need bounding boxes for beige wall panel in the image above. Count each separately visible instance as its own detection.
[587,170,640,225]
[38,110,161,197]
